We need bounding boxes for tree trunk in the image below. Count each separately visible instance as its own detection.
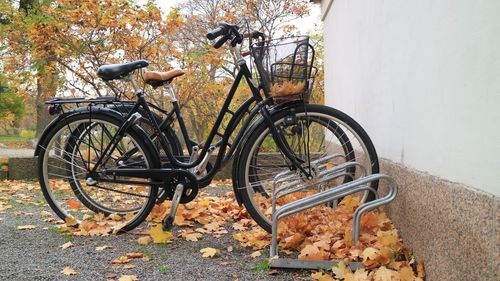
[35,73,57,138]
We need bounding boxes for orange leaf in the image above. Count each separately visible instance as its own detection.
[126,252,144,259]
[68,200,81,210]
[417,261,425,278]
[61,267,77,275]
[112,256,130,264]
[16,225,36,230]
[298,244,329,261]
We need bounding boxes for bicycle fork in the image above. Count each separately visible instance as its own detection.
[258,104,313,179]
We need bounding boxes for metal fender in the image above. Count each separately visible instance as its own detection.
[34,107,137,156]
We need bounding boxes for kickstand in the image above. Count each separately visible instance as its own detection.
[162,183,184,231]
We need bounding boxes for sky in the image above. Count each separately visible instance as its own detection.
[147,0,322,35]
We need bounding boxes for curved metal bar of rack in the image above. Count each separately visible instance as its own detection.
[274,161,367,199]
[271,161,369,216]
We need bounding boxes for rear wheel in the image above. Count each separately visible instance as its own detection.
[235,104,379,232]
[37,111,160,232]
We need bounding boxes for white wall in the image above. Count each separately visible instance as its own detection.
[321,0,500,196]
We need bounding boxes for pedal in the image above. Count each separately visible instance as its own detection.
[162,183,184,231]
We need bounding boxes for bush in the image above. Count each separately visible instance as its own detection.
[19,129,36,139]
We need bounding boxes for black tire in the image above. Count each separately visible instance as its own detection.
[235,104,379,232]
[37,110,160,232]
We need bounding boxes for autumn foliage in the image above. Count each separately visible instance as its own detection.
[0,0,322,138]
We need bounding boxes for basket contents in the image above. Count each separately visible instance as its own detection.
[270,81,305,98]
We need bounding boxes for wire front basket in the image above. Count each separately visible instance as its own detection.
[251,36,317,103]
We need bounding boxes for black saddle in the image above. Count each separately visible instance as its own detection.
[97,60,149,81]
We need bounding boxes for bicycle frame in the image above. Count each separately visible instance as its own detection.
[92,53,312,188]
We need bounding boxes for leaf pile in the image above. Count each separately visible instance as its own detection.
[250,193,425,280]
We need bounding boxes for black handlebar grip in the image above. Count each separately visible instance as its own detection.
[213,34,231,49]
[207,26,225,40]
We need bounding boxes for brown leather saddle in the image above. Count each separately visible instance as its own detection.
[143,69,185,87]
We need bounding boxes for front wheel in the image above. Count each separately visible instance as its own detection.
[235,104,379,232]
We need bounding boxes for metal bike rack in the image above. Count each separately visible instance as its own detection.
[268,169,398,271]
[271,161,369,215]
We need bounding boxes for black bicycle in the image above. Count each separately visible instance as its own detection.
[35,23,379,233]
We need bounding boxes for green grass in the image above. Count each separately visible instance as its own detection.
[48,226,73,237]
[7,199,19,208]
[48,226,61,235]
[0,134,31,143]
[251,259,270,273]
[157,265,169,273]
[139,246,154,260]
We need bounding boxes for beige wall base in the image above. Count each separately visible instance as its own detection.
[379,159,499,281]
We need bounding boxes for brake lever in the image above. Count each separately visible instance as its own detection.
[230,33,244,47]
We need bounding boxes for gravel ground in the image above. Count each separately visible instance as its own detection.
[0,181,308,281]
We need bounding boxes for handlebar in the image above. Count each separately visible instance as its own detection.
[207,22,264,49]
[213,34,232,49]
[207,26,225,40]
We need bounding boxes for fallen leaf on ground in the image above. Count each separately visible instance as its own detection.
[362,247,379,262]
[352,268,370,281]
[282,233,305,249]
[16,225,36,230]
[332,261,351,279]
[126,252,144,259]
[250,250,261,258]
[95,245,112,251]
[298,244,329,261]
[112,256,130,264]
[398,266,416,281]
[137,236,152,245]
[373,266,394,281]
[61,267,77,275]
[200,247,218,258]
[118,275,138,281]
[108,213,122,221]
[40,210,53,217]
[68,200,81,209]
[149,225,174,244]
[311,271,333,281]
[417,261,425,278]
[184,232,202,242]
[61,241,73,249]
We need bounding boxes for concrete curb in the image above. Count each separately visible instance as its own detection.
[2,156,233,180]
